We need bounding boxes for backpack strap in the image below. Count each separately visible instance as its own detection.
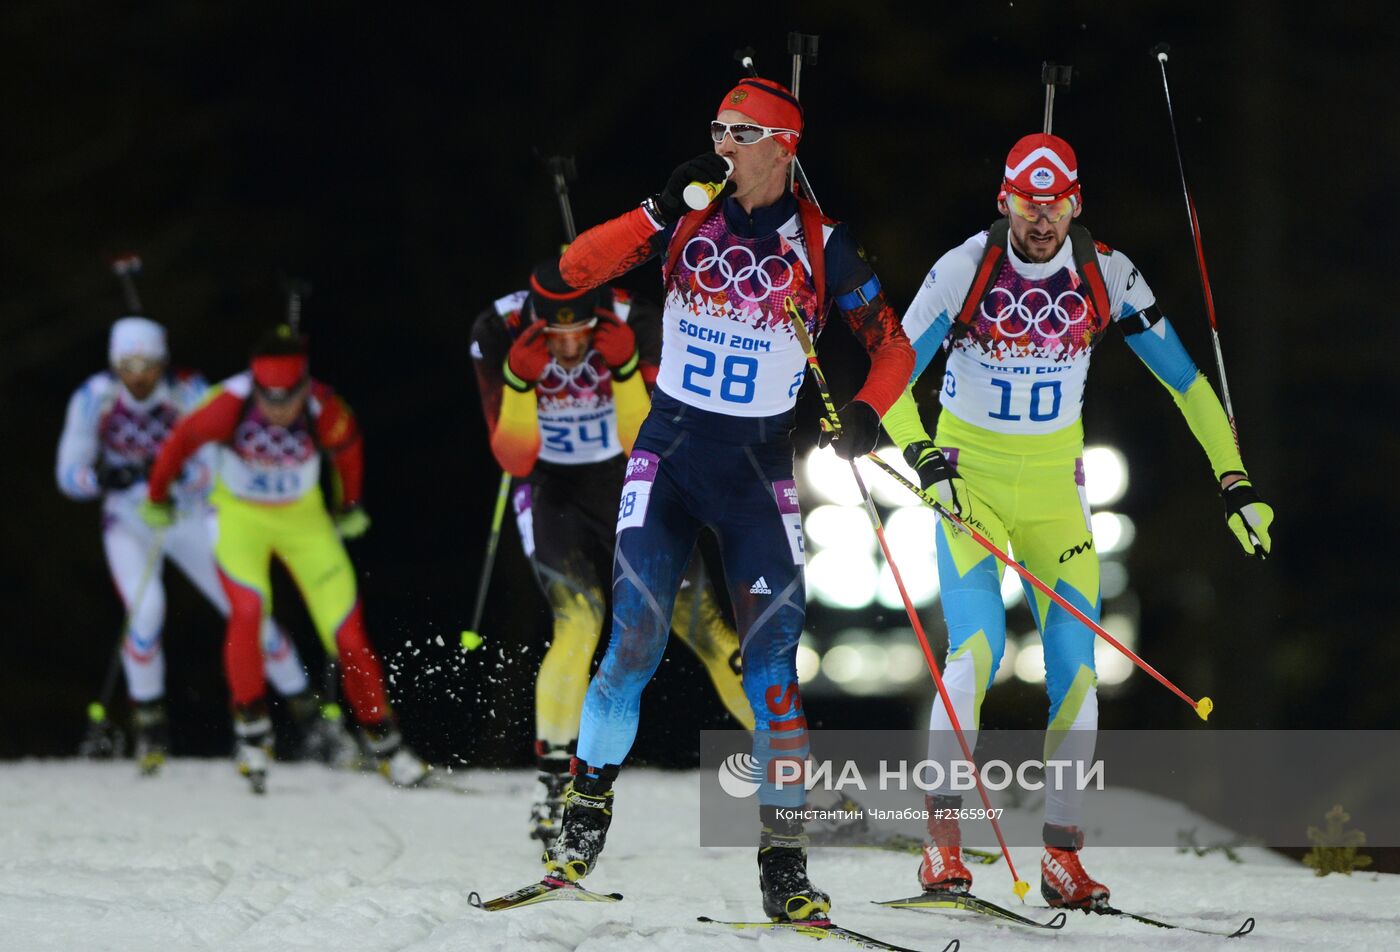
[795,196,827,319]
[1066,222,1113,330]
[953,219,1011,337]
[661,206,720,286]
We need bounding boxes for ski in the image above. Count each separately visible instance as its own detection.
[806,828,998,864]
[1085,905,1255,937]
[467,877,622,912]
[698,915,958,951]
[874,893,1066,930]
[415,772,482,796]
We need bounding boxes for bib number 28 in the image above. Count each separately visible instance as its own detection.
[681,345,758,405]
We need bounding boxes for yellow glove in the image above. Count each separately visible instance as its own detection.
[334,506,372,539]
[138,498,175,528]
[1221,477,1273,559]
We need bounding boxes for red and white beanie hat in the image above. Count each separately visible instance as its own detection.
[1001,133,1081,202]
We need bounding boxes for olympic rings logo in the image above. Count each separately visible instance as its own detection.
[980,287,1087,339]
[234,421,313,460]
[537,356,607,395]
[682,237,794,302]
[103,406,175,454]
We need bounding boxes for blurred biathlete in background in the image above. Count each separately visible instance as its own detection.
[142,326,429,793]
[882,133,1275,908]
[536,78,913,920]
[57,317,317,774]
[470,264,754,846]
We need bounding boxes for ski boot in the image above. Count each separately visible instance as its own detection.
[362,720,430,787]
[803,789,871,846]
[529,741,572,846]
[543,764,617,882]
[234,703,273,795]
[132,700,169,776]
[758,806,831,922]
[1040,823,1110,909]
[918,795,972,895]
[286,691,360,767]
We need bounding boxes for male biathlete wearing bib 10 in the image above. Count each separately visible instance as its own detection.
[882,133,1275,908]
[57,317,313,773]
[539,78,914,921]
[142,326,429,792]
[470,265,754,845]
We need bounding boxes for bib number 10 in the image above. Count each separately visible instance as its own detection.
[988,378,1062,422]
[681,345,758,404]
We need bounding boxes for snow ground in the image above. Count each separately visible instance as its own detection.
[1,760,1397,951]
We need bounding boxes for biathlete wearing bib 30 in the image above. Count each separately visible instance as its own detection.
[145,328,428,789]
[539,76,913,922]
[882,133,1273,909]
[57,317,309,772]
[470,276,753,846]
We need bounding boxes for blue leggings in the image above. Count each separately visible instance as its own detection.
[577,401,809,806]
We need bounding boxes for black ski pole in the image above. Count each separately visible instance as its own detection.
[81,254,158,757]
[1041,62,1073,134]
[284,277,311,334]
[1151,42,1241,449]
[461,153,583,653]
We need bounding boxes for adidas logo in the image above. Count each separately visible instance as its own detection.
[749,576,772,595]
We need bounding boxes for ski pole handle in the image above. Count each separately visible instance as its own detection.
[110,253,145,313]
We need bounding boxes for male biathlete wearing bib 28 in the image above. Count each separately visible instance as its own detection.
[470,267,753,846]
[538,78,914,920]
[142,326,429,793]
[882,133,1275,908]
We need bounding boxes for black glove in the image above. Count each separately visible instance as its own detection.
[96,459,149,491]
[647,153,734,225]
[904,441,970,518]
[817,400,881,460]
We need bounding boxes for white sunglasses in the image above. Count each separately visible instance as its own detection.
[709,121,798,145]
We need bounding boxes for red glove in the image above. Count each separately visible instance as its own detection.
[505,322,550,389]
[592,311,637,371]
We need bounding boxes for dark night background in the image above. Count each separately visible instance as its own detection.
[3,3,1396,770]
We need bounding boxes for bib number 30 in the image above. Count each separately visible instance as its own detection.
[681,345,758,405]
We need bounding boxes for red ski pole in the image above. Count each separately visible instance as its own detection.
[863,453,1214,721]
[786,298,1032,900]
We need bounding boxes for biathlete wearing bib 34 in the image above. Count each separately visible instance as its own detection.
[540,75,913,922]
[882,133,1274,909]
[470,274,753,847]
